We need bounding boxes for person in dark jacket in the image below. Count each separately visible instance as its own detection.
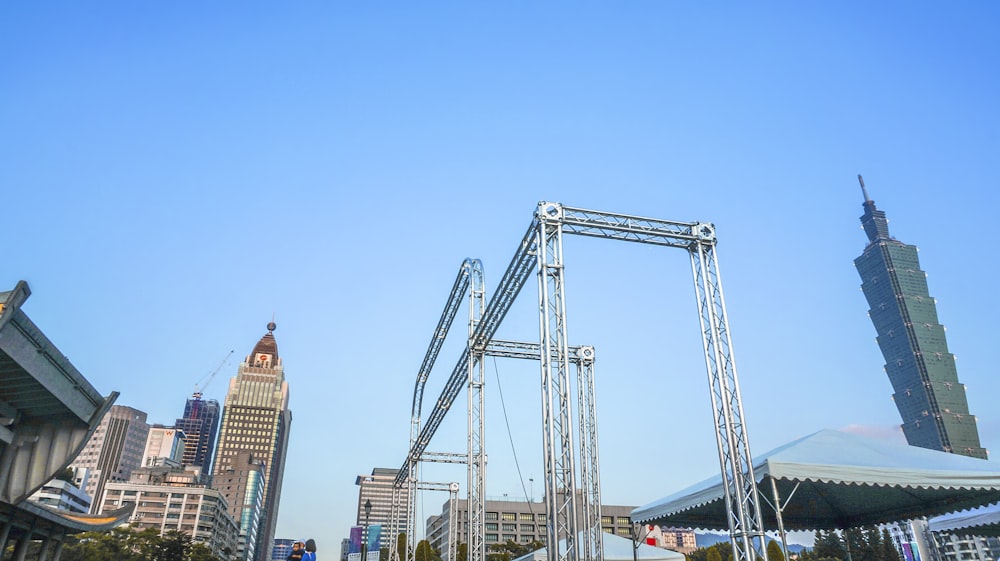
[287,540,305,561]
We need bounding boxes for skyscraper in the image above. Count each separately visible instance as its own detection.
[71,404,150,513]
[854,176,986,459]
[212,322,292,561]
[175,395,221,482]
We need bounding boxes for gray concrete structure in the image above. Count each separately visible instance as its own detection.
[0,281,133,560]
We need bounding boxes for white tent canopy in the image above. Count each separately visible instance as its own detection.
[929,503,1000,537]
[511,533,686,561]
[632,429,1000,530]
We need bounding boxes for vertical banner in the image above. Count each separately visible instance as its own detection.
[368,524,383,552]
[900,543,914,561]
[349,526,363,558]
[367,525,382,561]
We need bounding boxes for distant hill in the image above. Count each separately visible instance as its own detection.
[695,533,808,553]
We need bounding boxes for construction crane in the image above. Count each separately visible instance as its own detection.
[192,350,234,399]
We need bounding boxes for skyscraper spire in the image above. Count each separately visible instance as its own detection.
[858,176,891,243]
[858,174,872,203]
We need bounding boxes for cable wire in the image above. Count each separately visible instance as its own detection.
[492,356,536,518]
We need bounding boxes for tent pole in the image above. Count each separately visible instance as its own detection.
[769,478,790,561]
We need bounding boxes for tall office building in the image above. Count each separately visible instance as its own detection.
[71,404,150,513]
[854,177,995,561]
[854,177,986,459]
[213,450,266,561]
[175,395,221,482]
[355,468,406,531]
[212,323,292,561]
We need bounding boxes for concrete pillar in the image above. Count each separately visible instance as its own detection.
[0,519,12,553]
[13,535,32,561]
[51,539,65,561]
[38,536,55,561]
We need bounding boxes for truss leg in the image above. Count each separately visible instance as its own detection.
[389,485,402,561]
[689,234,767,561]
[448,483,460,561]
[468,264,487,561]
[537,203,579,561]
[406,466,417,561]
[575,347,603,561]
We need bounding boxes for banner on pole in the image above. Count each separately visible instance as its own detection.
[349,526,363,554]
[368,524,382,552]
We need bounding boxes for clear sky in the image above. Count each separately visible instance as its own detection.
[3,0,999,550]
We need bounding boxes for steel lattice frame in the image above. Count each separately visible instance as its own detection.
[537,205,581,561]
[467,264,487,561]
[396,202,767,561]
[574,346,602,561]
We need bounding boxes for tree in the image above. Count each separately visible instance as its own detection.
[415,539,440,561]
[812,530,847,561]
[187,543,217,561]
[397,533,408,561]
[456,542,469,561]
[880,529,902,561]
[707,547,724,561]
[767,540,785,561]
[158,530,193,561]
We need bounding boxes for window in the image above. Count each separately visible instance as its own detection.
[519,513,533,521]
[601,516,613,524]
[486,512,498,521]
[616,517,630,525]
[502,524,516,532]
[486,534,498,543]
[502,513,517,521]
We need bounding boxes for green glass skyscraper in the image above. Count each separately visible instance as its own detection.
[854,176,986,459]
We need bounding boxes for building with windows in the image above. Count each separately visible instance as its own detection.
[72,404,150,513]
[101,465,239,559]
[854,179,986,459]
[212,322,292,561]
[175,395,221,483]
[425,498,662,554]
[214,450,266,561]
[143,425,186,468]
[28,473,92,514]
[272,538,297,561]
[854,179,995,561]
[356,468,407,533]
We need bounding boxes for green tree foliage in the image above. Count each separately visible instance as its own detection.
[486,539,543,561]
[415,539,441,561]
[707,546,724,561]
[880,529,902,561]
[803,527,903,561]
[398,533,409,561]
[58,525,225,561]
[767,540,785,561]
[812,530,847,561]
[456,542,469,561]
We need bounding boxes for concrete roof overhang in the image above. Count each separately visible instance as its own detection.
[0,281,118,504]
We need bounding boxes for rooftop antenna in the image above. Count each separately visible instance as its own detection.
[858,174,872,203]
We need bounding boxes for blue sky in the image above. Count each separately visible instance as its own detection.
[3,1,999,549]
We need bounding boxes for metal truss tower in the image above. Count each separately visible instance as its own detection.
[397,202,767,561]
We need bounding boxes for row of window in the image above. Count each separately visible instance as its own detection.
[483,512,546,521]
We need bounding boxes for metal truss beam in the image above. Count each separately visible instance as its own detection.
[420,452,468,465]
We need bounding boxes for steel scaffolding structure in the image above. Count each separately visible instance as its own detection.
[395,202,767,561]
